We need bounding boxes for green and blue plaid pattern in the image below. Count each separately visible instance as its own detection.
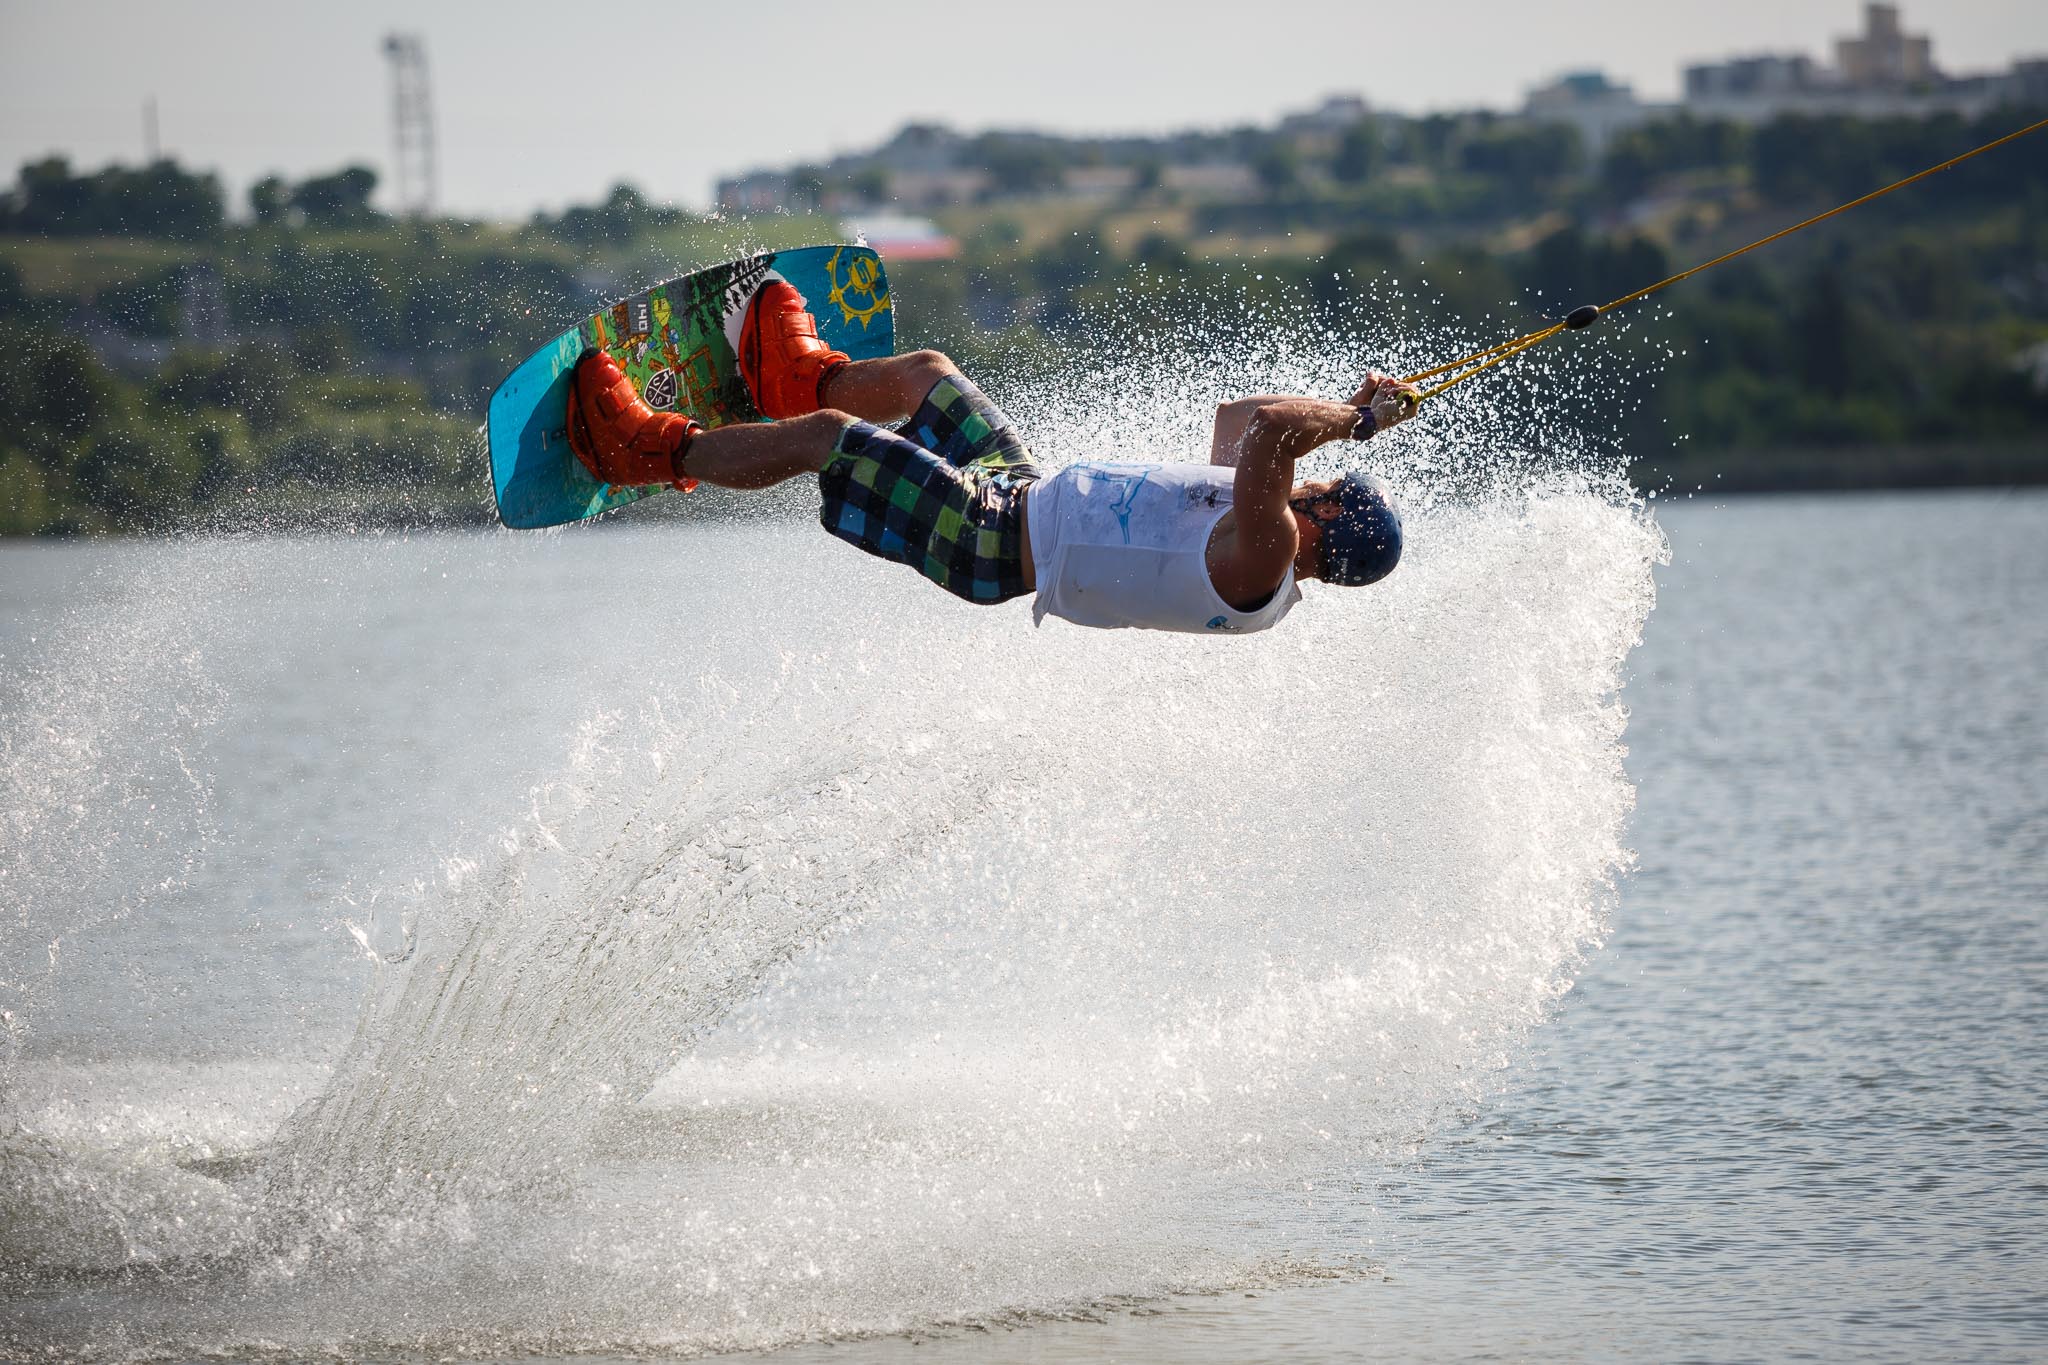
[817,374,1041,604]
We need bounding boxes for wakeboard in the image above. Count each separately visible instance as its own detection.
[487,244,895,530]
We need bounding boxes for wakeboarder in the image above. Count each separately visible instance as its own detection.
[567,274,1417,634]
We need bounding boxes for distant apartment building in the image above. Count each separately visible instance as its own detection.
[1522,70,1661,156]
[1835,3,1936,88]
[1684,54,1823,102]
[1681,3,2041,123]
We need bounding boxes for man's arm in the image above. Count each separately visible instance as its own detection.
[1210,399,1363,606]
[1208,375,1422,607]
[1209,371,1408,467]
[1210,393,1298,467]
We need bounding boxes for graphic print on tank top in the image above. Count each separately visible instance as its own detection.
[1031,462,1301,635]
[1068,464,1153,543]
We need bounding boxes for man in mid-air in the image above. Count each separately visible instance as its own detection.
[567,274,1417,635]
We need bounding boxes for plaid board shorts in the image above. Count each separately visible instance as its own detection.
[818,374,1042,604]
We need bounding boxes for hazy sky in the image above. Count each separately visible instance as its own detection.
[3,0,2044,219]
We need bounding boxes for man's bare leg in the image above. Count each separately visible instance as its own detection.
[674,410,845,488]
[681,351,963,490]
[819,349,958,423]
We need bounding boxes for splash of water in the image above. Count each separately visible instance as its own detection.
[1,295,1665,1358]
[270,681,1027,1202]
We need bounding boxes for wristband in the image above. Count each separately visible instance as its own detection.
[1351,404,1377,441]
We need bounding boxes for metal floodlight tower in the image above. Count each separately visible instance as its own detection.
[382,33,437,217]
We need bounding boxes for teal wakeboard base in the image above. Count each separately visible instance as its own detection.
[487,245,895,530]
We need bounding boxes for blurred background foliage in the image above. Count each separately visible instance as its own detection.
[2,102,2045,533]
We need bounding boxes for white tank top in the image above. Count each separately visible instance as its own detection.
[1027,462,1302,634]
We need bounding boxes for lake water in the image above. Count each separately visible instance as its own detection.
[1,489,2043,1362]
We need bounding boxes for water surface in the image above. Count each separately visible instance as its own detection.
[1,490,2042,1362]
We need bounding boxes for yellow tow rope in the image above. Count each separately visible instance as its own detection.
[1399,112,2048,404]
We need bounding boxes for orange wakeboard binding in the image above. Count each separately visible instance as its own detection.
[724,271,850,420]
[566,352,701,490]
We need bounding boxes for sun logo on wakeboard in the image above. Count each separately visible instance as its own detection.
[825,247,890,329]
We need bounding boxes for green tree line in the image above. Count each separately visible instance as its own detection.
[2,105,2045,533]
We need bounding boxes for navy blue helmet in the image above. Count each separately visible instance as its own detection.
[1317,472,1403,587]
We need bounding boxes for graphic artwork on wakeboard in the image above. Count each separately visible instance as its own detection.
[486,244,895,530]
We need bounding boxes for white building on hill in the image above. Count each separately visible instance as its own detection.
[1522,71,1663,156]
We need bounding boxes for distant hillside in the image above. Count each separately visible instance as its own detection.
[2,102,2046,534]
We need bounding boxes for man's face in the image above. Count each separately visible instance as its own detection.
[1289,479,1346,523]
[1287,480,1345,579]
